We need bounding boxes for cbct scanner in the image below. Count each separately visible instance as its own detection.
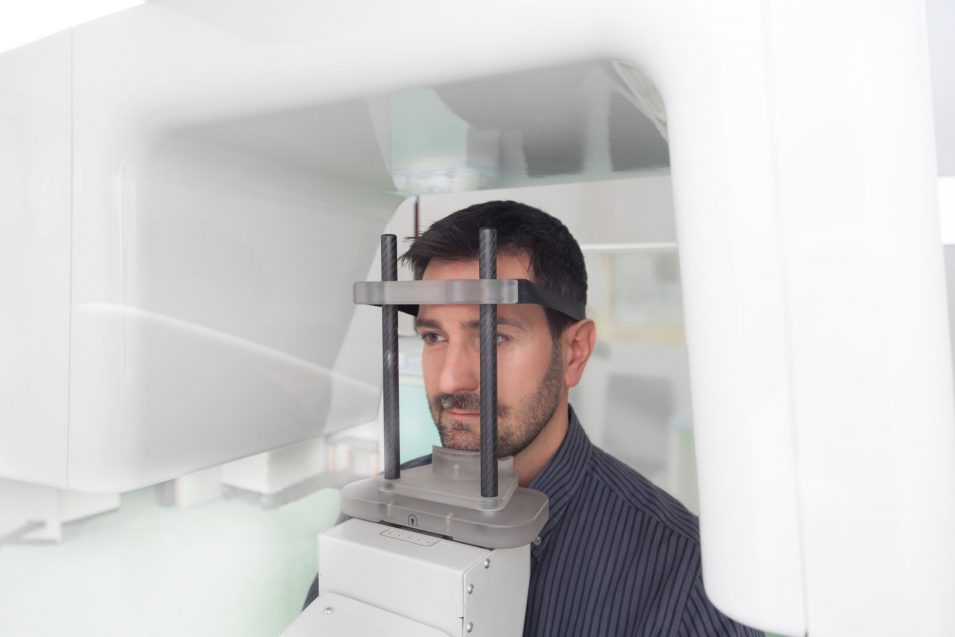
[2,1,954,636]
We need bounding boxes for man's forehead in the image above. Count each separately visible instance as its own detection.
[420,253,534,281]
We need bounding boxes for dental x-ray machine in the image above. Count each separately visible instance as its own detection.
[1,1,954,635]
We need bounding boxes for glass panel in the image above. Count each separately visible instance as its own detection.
[571,245,698,514]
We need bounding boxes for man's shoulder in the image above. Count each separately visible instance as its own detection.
[584,445,700,546]
[578,448,761,634]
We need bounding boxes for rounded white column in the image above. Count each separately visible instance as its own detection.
[656,1,955,635]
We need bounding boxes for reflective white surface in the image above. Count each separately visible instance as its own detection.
[0,1,143,54]
[759,5,953,635]
[0,32,72,486]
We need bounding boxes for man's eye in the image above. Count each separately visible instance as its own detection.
[496,333,509,346]
[420,332,446,345]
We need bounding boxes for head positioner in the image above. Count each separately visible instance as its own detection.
[343,227,552,547]
[355,229,585,500]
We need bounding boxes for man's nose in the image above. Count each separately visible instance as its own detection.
[437,339,480,396]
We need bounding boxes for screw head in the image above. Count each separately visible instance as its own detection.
[466,622,474,632]
[467,583,475,594]
[483,558,491,569]
[323,607,334,615]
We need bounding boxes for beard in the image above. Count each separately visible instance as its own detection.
[428,342,564,457]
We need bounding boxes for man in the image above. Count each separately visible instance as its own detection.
[305,200,763,636]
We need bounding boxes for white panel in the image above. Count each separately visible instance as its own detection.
[0,32,71,486]
[64,9,405,490]
[320,519,529,637]
[461,543,531,636]
[767,1,955,635]
[322,519,485,636]
[653,2,807,633]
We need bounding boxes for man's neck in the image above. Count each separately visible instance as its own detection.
[513,397,570,487]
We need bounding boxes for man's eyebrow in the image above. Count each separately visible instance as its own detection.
[414,317,441,331]
[461,316,528,331]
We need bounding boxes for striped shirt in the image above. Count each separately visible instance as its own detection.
[516,407,763,636]
[305,407,764,636]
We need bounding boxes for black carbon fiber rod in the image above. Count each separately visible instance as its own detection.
[479,228,498,499]
[381,234,400,480]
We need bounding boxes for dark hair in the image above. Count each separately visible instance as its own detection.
[401,200,587,339]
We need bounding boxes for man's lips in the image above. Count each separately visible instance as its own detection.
[447,410,479,418]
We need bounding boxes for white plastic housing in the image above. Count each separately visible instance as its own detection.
[0,22,401,493]
[282,592,449,637]
[1,1,953,635]
[292,518,529,637]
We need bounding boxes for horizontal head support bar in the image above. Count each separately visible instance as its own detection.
[354,279,586,322]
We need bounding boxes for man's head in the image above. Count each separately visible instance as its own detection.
[402,201,595,460]
[403,201,587,339]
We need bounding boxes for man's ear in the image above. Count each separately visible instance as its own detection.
[562,319,597,388]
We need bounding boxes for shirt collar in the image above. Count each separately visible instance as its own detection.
[527,405,593,557]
